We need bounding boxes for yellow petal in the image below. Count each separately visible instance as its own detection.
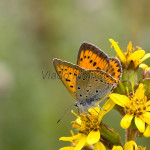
[87,130,100,145]
[120,114,133,129]
[112,146,123,150]
[109,39,126,64]
[89,107,100,116]
[145,67,150,72]
[109,93,129,107]
[140,53,150,64]
[102,99,115,112]
[75,117,82,125]
[141,112,150,125]
[146,106,150,111]
[134,116,145,133]
[134,83,145,100]
[124,141,138,150]
[59,133,81,141]
[94,142,106,150]
[146,99,150,105]
[60,147,74,150]
[98,99,115,122]
[127,41,132,54]
[143,125,150,137]
[128,50,145,61]
[74,135,87,150]
[139,63,148,69]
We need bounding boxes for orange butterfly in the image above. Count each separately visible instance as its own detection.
[53,43,122,110]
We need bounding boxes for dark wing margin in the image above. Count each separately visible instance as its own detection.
[77,42,110,71]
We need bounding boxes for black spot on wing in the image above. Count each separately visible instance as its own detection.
[93,62,97,66]
[66,79,70,82]
[90,60,92,63]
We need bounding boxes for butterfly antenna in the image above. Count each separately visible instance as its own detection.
[57,103,74,123]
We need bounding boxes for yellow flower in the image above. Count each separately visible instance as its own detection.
[143,125,150,137]
[112,141,146,150]
[109,39,150,69]
[109,83,150,134]
[139,64,150,72]
[59,99,115,150]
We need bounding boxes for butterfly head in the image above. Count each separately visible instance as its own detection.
[74,101,89,108]
[74,102,82,108]
[74,97,100,110]
[74,101,91,110]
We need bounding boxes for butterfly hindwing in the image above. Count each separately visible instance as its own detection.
[77,42,110,71]
[75,69,116,108]
[106,57,122,83]
[53,58,85,99]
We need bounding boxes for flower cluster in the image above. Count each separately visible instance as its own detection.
[59,39,150,150]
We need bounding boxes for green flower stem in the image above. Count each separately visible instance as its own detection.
[126,128,138,142]
[100,122,123,149]
[143,78,150,99]
[122,68,138,92]
[114,81,126,95]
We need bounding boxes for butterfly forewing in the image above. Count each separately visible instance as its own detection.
[77,43,110,71]
[53,58,85,99]
[77,43,122,83]
[75,70,116,108]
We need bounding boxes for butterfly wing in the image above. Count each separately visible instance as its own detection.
[106,57,122,83]
[77,42,110,71]
[53,58,85,100]
[75,69,116,108]
[77,42,122,83]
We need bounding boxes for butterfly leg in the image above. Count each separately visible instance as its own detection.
[79,108,89,115]
[93,104,106,111]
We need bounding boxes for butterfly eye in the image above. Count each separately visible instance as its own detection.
[74,102,79,108]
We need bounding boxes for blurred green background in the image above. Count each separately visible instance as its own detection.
[0,0,150,149]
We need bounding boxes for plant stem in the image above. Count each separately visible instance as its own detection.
[126,128,138,142]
